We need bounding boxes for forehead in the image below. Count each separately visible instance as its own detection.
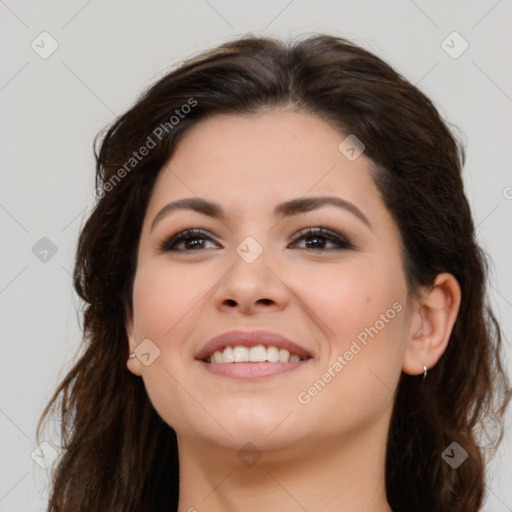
[149,111,384,215]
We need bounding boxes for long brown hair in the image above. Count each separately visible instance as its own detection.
[37,34,510,511]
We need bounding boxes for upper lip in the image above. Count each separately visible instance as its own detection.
[195,330,314,361]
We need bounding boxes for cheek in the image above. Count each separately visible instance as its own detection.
[295,256,404,342]
[293,256,407,418]
[131,260,210,339]
[130,261,206,429]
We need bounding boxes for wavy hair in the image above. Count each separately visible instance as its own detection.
[37,34,510,511]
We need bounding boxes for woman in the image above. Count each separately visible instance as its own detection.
[37,34,510,511]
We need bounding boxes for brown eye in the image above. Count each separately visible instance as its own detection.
[160,229,220,252]
[289,227,356,251]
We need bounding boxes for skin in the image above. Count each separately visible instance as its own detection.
[126,110,461,512]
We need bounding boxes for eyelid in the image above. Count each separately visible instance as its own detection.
[159,225,357,252]
[158,228,221,252]
[289,226,356,250]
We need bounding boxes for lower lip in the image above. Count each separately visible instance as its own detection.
[197,360,311,379]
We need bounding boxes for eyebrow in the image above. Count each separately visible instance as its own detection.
[150,196,372,232]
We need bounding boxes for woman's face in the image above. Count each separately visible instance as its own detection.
[126,110,413,454]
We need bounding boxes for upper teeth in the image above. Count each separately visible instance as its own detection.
[208,345,304,364]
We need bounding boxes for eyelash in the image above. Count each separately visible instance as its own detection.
[159,227,356,252]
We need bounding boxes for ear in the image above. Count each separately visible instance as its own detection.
[402,272,461,376]
[125,309,142,377]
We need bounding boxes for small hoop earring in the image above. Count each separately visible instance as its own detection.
[423,365,428,382]
[128,353,136,360]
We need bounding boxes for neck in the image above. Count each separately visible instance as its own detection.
[176,417,393,512]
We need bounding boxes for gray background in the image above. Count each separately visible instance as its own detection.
[1,1,511,510]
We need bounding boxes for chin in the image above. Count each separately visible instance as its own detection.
[187,402,305,450]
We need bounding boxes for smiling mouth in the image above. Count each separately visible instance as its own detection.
[204,344,311,364]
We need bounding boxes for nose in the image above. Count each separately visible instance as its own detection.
[213,248,291,315]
